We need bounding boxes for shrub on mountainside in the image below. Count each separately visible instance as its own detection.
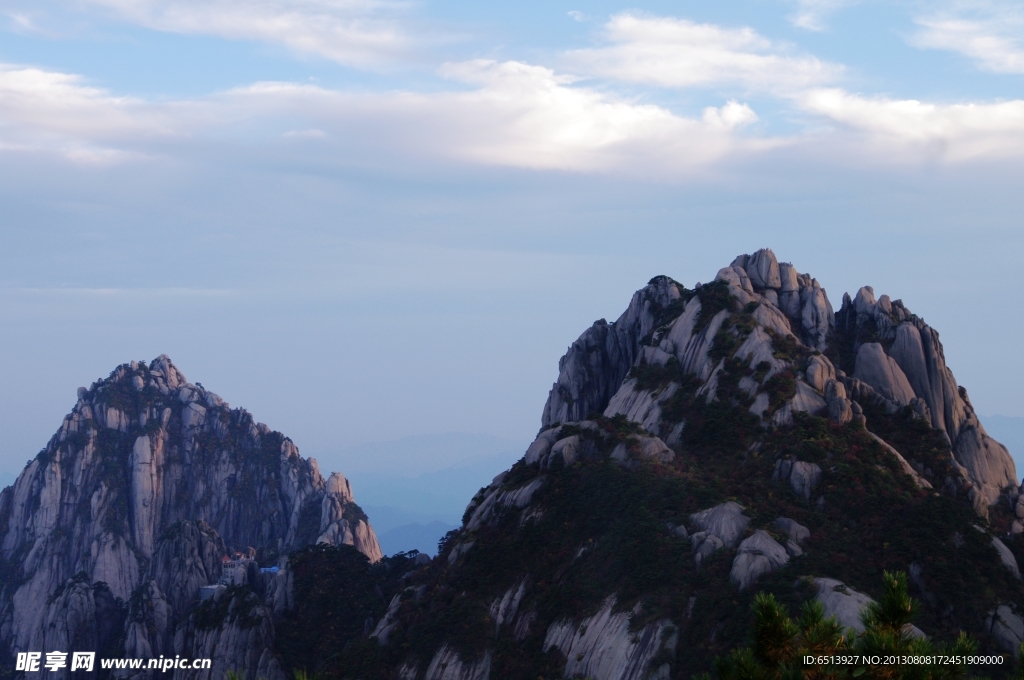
[697,280,738,331]
[275,545,417,678]
[706,572,979,680]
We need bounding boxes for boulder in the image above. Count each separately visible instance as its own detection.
[986,605,1024,653]
[544,596,677,680]
[825,380,854,424]
[992,536,1021,580]
[805,355,836,394]
[525,428,560,466]
[790,381,828,416]
[690,532,725,567]
[773,460,822,501]
[690,502,750,549]
[746,249,782,289]
[854,343,916,406]
[551,435,581,467]
[790,462,823,501]
[799,278,834,351]
[716,267,760,306]
[639,436,674,463]
[773,517,810,557]
[853,286,876,316]
[779,262,799,293]
[812,578,926,638]
[730,531,789,590]
[751,303,794,338]
[773,517,810,544]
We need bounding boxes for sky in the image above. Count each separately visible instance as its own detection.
[3,0,1024,483]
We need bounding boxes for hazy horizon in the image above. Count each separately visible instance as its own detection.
[5,0,1024,482]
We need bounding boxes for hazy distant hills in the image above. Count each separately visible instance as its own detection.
[311,432,528,554]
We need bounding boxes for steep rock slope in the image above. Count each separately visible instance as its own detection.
[833,286,1015,509]
[0,356,381,676]
[329,250,1023,680]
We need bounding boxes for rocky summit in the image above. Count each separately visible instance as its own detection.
[0,355,380,680]
[307,249,1024,680]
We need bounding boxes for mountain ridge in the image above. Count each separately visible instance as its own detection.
[321,248,1024,680]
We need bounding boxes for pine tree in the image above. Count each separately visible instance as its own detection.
[708,571,981,680]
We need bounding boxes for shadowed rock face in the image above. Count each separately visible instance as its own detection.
[0,355,380,677]
[542,276,685,427]
[836,286,1016,511]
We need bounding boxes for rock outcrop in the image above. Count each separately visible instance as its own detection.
[174,588,286,680]
[772,460,822,501]
[0,356,380,674]
[690,502,750,550]
[730,531,789,591]
[836,287,1015,511]
[812,578,925,638]
[773,517,810,557]
[542,277,686,427]
[423,645,492,680]
[985,605,1024,652]
[543,597,676,680]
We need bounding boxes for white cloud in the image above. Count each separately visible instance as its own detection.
[702,101,758,129]
[911,3,1024,74]
[800,88,1024,161]
[564,13,842,93]
[786,0,851,32]
[0,60,769,174]
[567,10,586,23]
[15,0,411,67]
[230,60,772,173]
[283,128,328,139]
[0,63,185,162]
[11,52,1024,175]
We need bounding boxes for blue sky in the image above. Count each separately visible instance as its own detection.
[3,0,1024,481]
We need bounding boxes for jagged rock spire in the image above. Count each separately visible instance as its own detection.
[540,250,1015,514]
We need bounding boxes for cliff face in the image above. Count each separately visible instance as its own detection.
[0,355,380,676]
[347,250,1023,680]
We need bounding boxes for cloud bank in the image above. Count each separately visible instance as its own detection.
[5,10,1024,174]
[565,14,842,92]
[911,2,1024,74]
